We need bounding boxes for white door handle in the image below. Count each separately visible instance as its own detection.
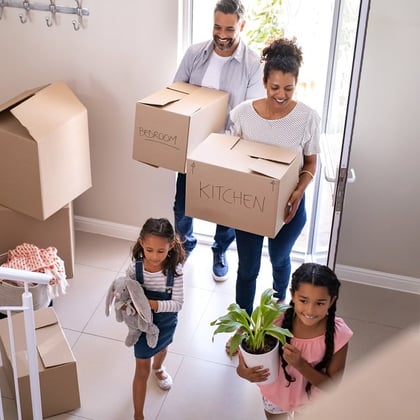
[324,167,356,183]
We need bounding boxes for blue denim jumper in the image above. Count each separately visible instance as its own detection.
[133,260,178,358]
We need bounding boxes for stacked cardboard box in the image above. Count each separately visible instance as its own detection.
[0,307,81,419]
[0,81,92,278]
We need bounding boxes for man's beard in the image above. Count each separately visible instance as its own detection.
[213,34,237,52]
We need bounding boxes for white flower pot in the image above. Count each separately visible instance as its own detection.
[240,340,279,385]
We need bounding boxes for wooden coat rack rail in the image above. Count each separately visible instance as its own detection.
[0,0,89,30]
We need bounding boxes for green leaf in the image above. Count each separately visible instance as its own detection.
[210,288,293,354]
[227,332,244,357]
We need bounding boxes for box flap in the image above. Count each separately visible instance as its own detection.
[248,158,290,179]
[140,87,186,107]
[0,85,48,114]
[34,307,59,330]
[32,308,75,368]
[37,328,75,368]
[10,81,86,143]
[188,133,240,164]
[166,100,201,116]
[233,139,297,165]
[168,82,200,95]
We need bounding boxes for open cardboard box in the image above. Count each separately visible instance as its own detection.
[133,82,229,173]
[0,81,92,220]
[0,307,80,419]
[0,203,75,279]
[186,133,300,238]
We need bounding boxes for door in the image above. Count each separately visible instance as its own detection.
[323,0,371,268]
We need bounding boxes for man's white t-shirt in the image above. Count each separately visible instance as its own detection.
[201,51,230,90]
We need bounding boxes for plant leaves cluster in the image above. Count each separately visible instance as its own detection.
[244,0,284,55]
[211,288,293,357]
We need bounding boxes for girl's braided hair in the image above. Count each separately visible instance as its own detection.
[131,218,185,276]
[280,263,340,395]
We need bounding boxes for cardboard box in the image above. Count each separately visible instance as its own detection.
[0,81,92,220]
[300,326,420,420]
[133,82,229,173]
[0,307,81,419]
[186,133,300,238]
[0,203,75,278]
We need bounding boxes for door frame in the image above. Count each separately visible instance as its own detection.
[327,0,371,269]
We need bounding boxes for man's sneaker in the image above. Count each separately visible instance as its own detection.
[212,249,229,282]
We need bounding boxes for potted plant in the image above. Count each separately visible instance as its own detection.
[211,288,292,384]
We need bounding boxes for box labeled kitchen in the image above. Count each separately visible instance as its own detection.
[186,133,300,238]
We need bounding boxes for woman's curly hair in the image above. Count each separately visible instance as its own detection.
[261,37,303,83]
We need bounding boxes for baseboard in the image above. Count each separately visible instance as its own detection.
[74,215,139,241]
[336,264,420,295]
[74,215,420,295]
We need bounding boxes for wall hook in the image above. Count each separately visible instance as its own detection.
[18,0,30,24]
[45,0,56,27]
[71,0,82,31]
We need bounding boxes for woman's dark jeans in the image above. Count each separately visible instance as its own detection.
[235,195,307,315]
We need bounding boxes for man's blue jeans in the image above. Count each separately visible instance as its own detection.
[174,173,235,254]
[235,195,307,315]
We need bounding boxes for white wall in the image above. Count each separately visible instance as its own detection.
[336,0,420,279]
[0,0,179,236]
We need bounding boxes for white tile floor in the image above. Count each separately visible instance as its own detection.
[2,231,420,419]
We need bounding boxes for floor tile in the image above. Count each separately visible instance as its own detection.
[339,280,420,329]
[75,231,131,272]
[343,317,400,367]
[155,357,266,420]
[53,263,119,332]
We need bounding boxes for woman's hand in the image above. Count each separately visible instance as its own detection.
[284,154,317,224]
[236,350,270,383]
[284,190,303,224]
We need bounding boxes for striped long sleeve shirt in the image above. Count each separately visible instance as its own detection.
[126,263,183,313]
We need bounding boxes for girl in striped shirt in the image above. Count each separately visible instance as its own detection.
[126,218,185,420]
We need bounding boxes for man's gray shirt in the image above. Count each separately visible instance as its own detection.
[174,39,265,129]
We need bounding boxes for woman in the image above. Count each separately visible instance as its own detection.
[229,37,320,317]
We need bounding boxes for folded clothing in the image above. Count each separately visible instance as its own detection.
[1,243,68,299]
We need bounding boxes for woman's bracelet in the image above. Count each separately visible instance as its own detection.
[299,170,314,180]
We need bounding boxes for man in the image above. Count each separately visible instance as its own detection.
[173,0,264,281]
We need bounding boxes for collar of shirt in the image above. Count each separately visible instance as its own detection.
[203,38,246,64]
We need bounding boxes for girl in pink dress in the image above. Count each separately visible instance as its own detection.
[237,262,353,419]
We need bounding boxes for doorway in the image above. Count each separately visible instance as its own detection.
[183,0,362,264]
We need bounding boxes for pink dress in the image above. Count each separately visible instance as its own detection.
[258,317,353,413]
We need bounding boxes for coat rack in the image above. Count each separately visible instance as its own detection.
[0,0,89,30]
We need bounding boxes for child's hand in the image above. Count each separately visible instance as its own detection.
[236,350,270,383]
[282,343,304,369]
[148,299,158,311]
